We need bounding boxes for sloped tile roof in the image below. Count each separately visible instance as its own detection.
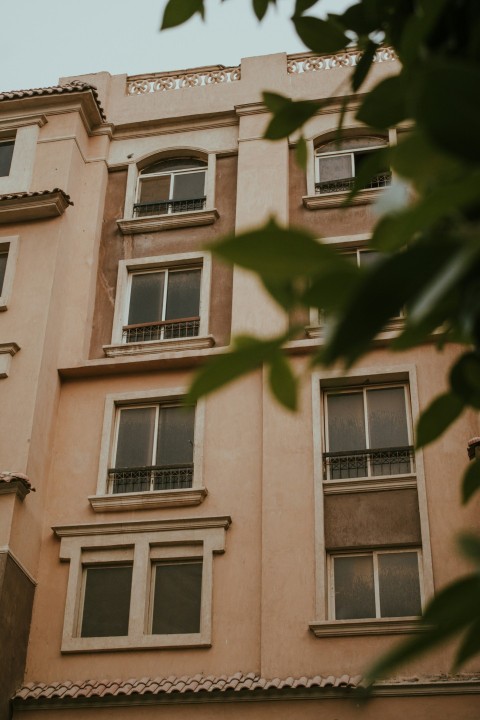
[0,188,73,205]
[0,471,33,491]
[14,672,361,705]
[0,81,106,121]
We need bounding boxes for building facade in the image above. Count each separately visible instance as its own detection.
[0,51,479,719]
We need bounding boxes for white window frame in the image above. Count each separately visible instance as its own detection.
[0,120,44,195]
[90,387,206,512]
[314,142,388,194]
[0,235,19,311]
[124,153,216,221]
[135,163,207,215]
[310,364,435,636]
[105,251,212,356]
[328,548,424,621]
[323,382,414,482]
[54,516,230,652]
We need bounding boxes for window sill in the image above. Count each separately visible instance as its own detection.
[302,187,385,210]
[89,487,207,512]
[117,208,219,235]
[103,335,215,358]
[309,617,423,637]
[0,189,73,223]
[61,633,211,654]
[306,320,404,341]
[0,341,20,378]
[323,474,417,494]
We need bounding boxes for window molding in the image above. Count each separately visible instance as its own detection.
[53,515,231,653]
[310,363,434,630]
[104,251,214,358]
[90,386,207,512]
[0,122,43,195]
[306,234,404,341]
[0,235,19,311]
[119,151,218,233]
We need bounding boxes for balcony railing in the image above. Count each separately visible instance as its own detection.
[108,464,194,493]
[315,172,392,195]
[133,197,206,217]
[323,446,414,480]
[122,317,200,344]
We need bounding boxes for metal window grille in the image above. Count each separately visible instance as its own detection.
[323,445,414,480]
[315,172,391,195]
[133,197,206,217]
[122,316,200,343]
[107,463,194,493]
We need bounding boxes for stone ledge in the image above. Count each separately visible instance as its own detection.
[103,335,215,358]
[309,617,425,637]
[89,487,208,512]
[0,189,72,224]
[302,188,383,209]
[117,208,219,235]
[0,342,20,377]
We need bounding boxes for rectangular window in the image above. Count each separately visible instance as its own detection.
[123,266,201,343]
[315,140,391,195]
[324,384,413,480]
[151,561,203,635]
[331,550,422,620]
[109,403,195,494]
[0,139,15,177]
[0,249,8,295]
[136,159,207,217]
[80,564,133,637]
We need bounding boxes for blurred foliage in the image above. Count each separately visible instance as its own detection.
[162,0,480,680]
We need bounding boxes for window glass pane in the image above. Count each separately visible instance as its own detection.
[0,141,14,177]
[140,158,206,175]
[115,407,156,468]
[138,175,171,204]
[378,552,422,617]
[165,269,201,321]
[171,171,206,201]
[128,272,165,325]
[334,555,375,620]
[358,250,381,268]
[152,562,202,634]
[81,565,132,637]
[367,387,409,448]
[318,154,353,182]
[327,392,366,452]
[156,405,195,466]
[0,251,8,294]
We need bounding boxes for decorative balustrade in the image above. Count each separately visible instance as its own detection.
[122,317,200,344]
[323,446,414,480]
[315,172,392,195]
[127,65,241,95]
[133,197,206,217]
[108,464,194,493]
[287,47,396,74]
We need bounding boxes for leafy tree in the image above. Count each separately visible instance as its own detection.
[161,0,480,679]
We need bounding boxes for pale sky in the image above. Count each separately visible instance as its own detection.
[1,0,354,91]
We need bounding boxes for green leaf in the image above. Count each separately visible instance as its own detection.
[293,0,319,17]
[365,575,480,683]
[356,75,409,129]
[295,136,307,171]
[416,392,464,449]
[292,16,348,54]
[462,461,480,504]
[343,147,391,203]
[253,0,274,21]
[454,618,480,670]
[269,354,298,411]
[187,335,285,403]
[457,534,480,566]
[161,0,204,29]
[351,40,377,92]
[263,93,319,140]
[208,218,342,282]
[450,352,480,409]
[416,59,480,162]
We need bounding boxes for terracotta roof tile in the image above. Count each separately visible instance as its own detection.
[0,81,106,122]
[0,188,73,205]
[14,672,361,705]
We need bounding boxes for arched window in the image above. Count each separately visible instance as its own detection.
[314,137,390,195]
[135,157,207,217]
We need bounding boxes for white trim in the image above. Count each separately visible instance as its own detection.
[0,124,40,195]
[56,520,230,653]
[0,235,19,311]
[94,386,206,511]
[311,363,435,628]
[109,251,212,351]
